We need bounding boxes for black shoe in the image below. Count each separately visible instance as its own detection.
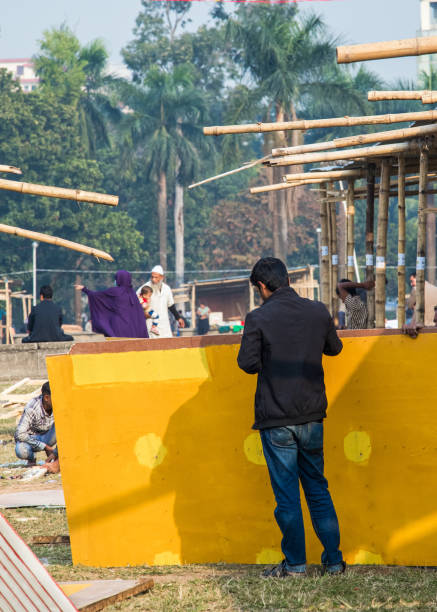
[262,560,306,578]
[322,561,346,576]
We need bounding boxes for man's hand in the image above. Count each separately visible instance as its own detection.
[178,318,185,328]
[44,444,55,457]
[74,284,84,291]
[402,321,423,339]
[362,280,375,291]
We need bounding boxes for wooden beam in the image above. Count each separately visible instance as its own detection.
[366,164,376,328]
[416,148,429,325]
[0,224,114,261]
[272,141,423,168]
[337,36,437,64]
[0,178,118,206]
[375,160,391,328]
[203,110,437,136]
[271,123,437,158]
[397,156,406,328]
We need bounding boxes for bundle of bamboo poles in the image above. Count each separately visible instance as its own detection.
[0,178,118,206]
[337,36,437,64]
[0,224,114,262]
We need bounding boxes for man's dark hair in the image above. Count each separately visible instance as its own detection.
[250,258,289,292]
[41,381,51,396]
[40,285,53,299]
[410,272,416,278]
[336,279,357,297]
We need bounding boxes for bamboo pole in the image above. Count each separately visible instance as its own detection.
[0,224,114,261]
[0,178,118,206]
[329,182,339,318]
[422,92,437,104]
[5,281,11,345]
[319,184,331,310]
[188,156,270,190]
[284,170,365,181]
[0,165,22,175]
[397,156,406,328]
[368,90,434,101]
[203,110,437,136]
[375,160,391,328]
[271,123,437,158]
[273,141,423,168]
[337,36,437,64]
[365,164,376,328]
[416,147,429,325]
[346,180,355,280]
[250,178,326,194]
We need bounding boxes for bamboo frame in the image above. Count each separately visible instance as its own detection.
[271,123,437,158]
[0,165,21,175]
[0,224,114,261]
[346,180,355,280]
[366,164,376,328]
[337,36,437,64]
[416,148,429,325]
[272,141,423,168]
[319,184,330,310]
[203,110,437,136]
[397,156,406,328]
[368,90,435,101]
[0,178,118,206]
[375,160,391,328]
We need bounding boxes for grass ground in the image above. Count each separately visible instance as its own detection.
[1,410,437,610]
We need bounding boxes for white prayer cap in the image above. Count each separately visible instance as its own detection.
[151,265,164,275]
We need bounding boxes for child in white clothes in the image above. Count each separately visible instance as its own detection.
[139,286,160,335]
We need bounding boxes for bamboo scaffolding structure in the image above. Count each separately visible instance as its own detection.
[416,148,429,325]
[272,123,437,158]
[397,156,407,328]
[346,180,355,280]
[329,182,338,318]
[0,165,22,175]
[273,141,424,169]
[375,160,391,328]
[188,156,270,190]
[368,90,435,101]
[0,224,114,261]
[366,164,376,328]
[203,110,437,136]
[0,178,118,206]
[337,36,437,64]
[319,184,331,310]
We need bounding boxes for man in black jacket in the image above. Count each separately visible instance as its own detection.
[237,258,344,577]
[22,285,74,344]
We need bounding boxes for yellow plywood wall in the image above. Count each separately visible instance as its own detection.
[46,333,437,567]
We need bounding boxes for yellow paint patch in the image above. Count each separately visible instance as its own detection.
[59,583,92,596]
[256,549,283,565]
[153,551,181,565]
[243,432,266,465]
[343,431,372,464]
[134,434,167,468]
[353,550,383,565]
[71,347,210,386]
[388,511,437,552]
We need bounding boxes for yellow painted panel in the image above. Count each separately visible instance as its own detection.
[46,334,437,567]
[59,583,91,596]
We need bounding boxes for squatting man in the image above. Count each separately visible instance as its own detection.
[14,381,59,473]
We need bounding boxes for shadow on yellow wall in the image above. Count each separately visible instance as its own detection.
[46,332,437,567]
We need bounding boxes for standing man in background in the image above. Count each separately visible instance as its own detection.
[237,257,345,577]
[137,265,185,338]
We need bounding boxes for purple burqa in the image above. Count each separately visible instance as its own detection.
[82,270,149,338]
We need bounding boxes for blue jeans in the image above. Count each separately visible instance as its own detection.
[260,422,343,571]
[15,424,57,463]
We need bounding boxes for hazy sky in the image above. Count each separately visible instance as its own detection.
[0,0,421,82]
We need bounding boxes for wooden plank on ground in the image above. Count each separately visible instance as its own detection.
[59,579,154,611]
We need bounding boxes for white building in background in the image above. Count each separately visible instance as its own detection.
[418,0,437,82]
[0,58,39,92]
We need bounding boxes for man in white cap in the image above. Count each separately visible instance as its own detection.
[137,265,185,338]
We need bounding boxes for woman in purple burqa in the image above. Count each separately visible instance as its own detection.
[76,270,148,338]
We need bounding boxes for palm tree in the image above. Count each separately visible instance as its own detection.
[120,65,207,277]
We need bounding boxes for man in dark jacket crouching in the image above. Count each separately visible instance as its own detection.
[237,257,344,577]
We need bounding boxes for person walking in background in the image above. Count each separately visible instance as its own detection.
[75,270,148,338]
[237,257,345,577]
[22,285,74,343]
[406,273,416,323]
[137,265,185,339]
[139,285,160,336]
[196,302,211,336]
[336,279,375,330]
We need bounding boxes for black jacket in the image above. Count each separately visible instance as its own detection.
[237,286,342,429]
[23,300,73,343]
